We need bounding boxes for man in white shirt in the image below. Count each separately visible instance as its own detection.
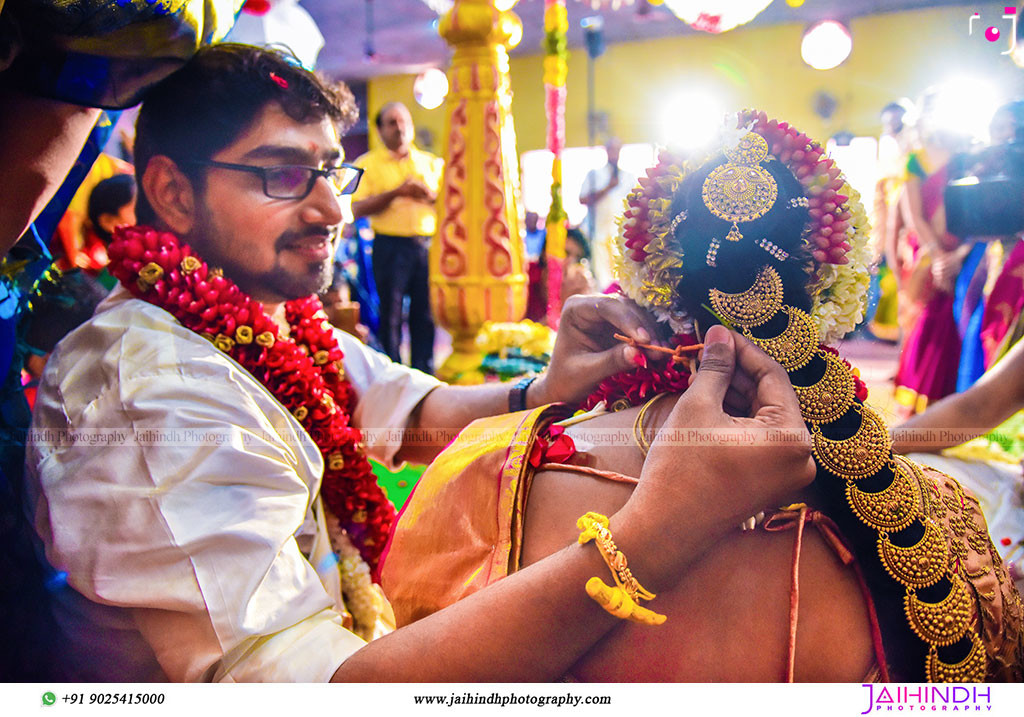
[580,138,637,289]
[24,44,815,682]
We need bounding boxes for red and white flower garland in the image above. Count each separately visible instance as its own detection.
[107,226,393,577]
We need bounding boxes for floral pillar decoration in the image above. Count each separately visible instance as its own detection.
[543,0,568,328]
[433,0,528,383]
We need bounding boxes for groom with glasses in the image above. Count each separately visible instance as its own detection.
[25,43,814,683]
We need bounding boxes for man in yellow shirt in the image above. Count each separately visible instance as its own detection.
[352,102,444,373]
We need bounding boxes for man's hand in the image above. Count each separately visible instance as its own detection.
[394,178,436,203]
[529,294,664,407]
[621,325,815,578]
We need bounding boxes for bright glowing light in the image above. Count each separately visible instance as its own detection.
[662,0,773,33]
[801,20,852,71]
[413,68,449,110]
[658,89,725,150]
[929,77,1003,141]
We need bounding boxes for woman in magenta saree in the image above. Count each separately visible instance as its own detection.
[893,152,963,415]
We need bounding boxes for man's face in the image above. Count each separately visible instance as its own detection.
[605,140,622,165]
[880,109,904,138]
[379,104,414,153]
[188,102,344,305]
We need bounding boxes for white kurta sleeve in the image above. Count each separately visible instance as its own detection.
[29,351,364,681]
[334,329,442,469]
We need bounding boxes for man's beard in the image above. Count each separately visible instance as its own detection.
[190,205,334,302]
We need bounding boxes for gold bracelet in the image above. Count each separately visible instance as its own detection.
[577,512,666,625]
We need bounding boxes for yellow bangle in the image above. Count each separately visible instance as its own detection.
[577,512,666,625]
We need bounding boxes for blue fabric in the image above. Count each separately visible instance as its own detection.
[954,242,989,392]
[958,299,987,392]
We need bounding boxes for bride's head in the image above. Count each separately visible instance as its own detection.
[614,110,872,345]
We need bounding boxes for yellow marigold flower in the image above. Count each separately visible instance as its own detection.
[293,406,308,422]
[255,331,275,348]
[313,350,330,365]
[235,326,254,344]
[213,334,235,352]
[544,2,568,33]
[208,267,223,277]
[138,262,163,286]
[321,394,336,411]
[179,256,201,274]
[201,332,216,343]
[328,453,346,471]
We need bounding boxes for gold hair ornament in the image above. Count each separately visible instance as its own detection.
[707,264,784,328]
[701,132,778,242]
[811,404,892,479]
[926,633,988,683]
[743,306,818,371]
[845,458,923,533]
[904,574,975,646]
[702,222,999,683]
[878,520,950,589]
[792,352,856,424]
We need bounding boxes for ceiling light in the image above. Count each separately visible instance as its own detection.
[414,68,449,110]
[801,20,853,71]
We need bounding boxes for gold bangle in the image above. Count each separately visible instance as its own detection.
[632,393,670,457]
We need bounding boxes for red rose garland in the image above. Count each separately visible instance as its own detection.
[581,333,867,411]
[107,226,393,576]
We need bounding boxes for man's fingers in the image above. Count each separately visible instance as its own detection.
[686,325,735,406]
[567,294,663,347]
[731,332,803,418]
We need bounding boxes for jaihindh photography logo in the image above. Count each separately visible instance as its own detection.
[860,685,994,713]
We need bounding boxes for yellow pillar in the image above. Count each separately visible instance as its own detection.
[433,0,527,383]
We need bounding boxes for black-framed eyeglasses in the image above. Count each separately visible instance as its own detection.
[181,159,363,199]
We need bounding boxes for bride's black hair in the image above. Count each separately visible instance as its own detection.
[665,153,815,326]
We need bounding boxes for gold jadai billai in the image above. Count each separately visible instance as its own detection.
[793,352,856,424]
[846,458,922,532]
[744,306,818,371]
[905,575,975,646]
[878,520,950,589]
[811,404,892,479]
[926,633,988,683]
[703,264,1002,682]
[708,264,784,327]
[702,132,778,242]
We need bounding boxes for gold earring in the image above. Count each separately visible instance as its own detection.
[707,265,783,328]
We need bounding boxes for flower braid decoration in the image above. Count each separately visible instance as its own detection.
[614,110,871,343]
[712,264,1017,682]
[107,226,394,577]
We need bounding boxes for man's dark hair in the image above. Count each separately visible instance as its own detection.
[133,43,359,224]
[374,101,406,130]
[87,174,136,242]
